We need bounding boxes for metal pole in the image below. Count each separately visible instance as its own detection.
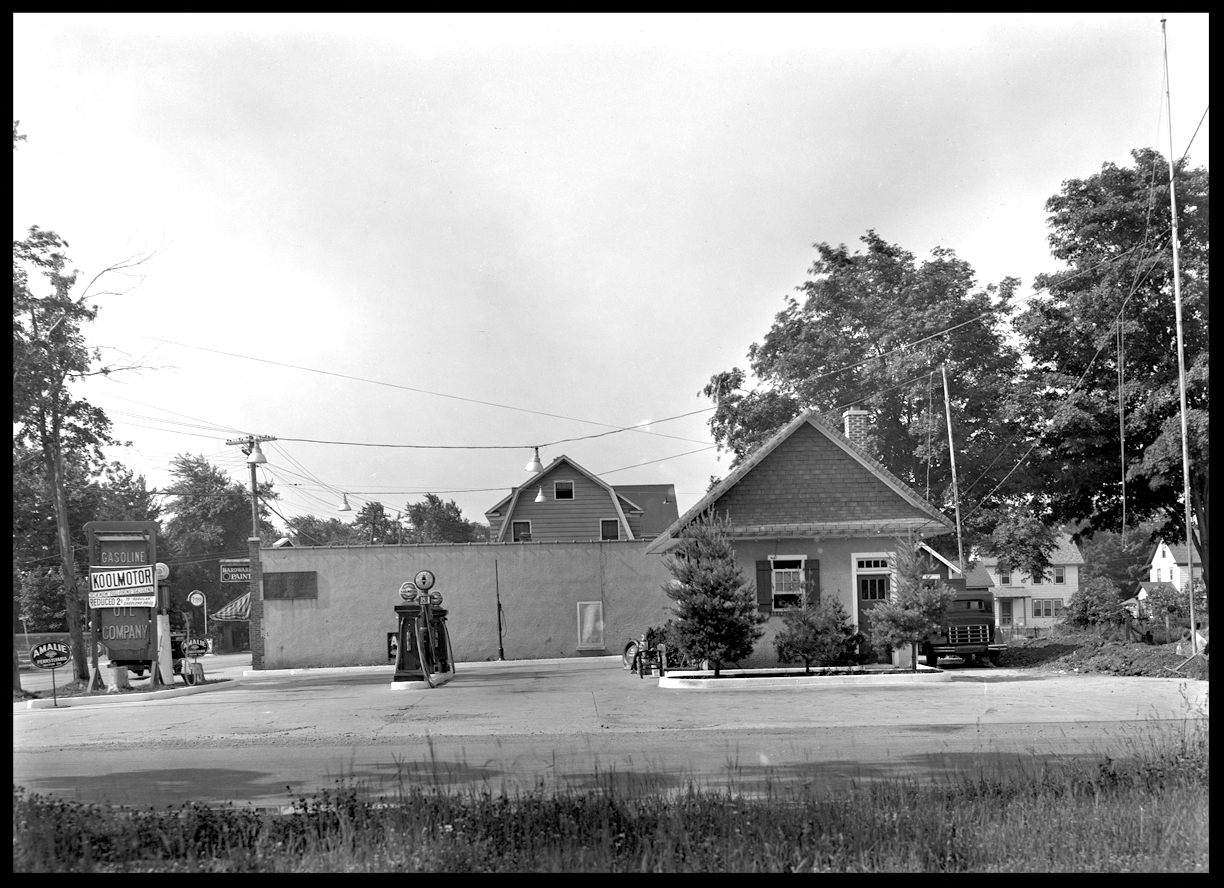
[495,560,505,660]
[1162,17,1197,654]
[941,365,966,572]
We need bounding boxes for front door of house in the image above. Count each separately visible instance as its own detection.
[857,574,891,663]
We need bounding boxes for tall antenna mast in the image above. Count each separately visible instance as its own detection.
[1161,15,1198,654]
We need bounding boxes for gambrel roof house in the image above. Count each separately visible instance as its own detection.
[645,408,956,667]
[485,455,679,543]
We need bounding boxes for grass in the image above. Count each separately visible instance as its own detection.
[13,719,1209,872]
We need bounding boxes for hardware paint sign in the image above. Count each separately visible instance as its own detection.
[221,559,251,584]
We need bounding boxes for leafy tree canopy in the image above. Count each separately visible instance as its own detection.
[404,494,485,544]
[1017,148,1208,587]
[703,231,1032,560]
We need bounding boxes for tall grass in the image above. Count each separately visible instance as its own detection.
[14,722,1208,872]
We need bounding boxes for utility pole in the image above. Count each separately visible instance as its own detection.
[941,365,966,572]
[226,435,276,539]
[227,434,275,670]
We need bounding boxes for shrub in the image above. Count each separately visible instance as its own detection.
[1063,576,1129,630]
[774,598,860,673]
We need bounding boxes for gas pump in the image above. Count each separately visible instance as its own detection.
[391,569,456,690]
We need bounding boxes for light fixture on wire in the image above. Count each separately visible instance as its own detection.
[337,493,352,512]
[534,486,546,503]
[247,442,268,465]
[525,447,543,473]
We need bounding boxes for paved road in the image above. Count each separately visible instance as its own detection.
[13,656,1208,810]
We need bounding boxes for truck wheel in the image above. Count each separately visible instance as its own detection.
[988,651,1001,666]
[924,647,939,669]
[129,667,145,677]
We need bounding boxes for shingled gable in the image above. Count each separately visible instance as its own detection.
[486,454,639,542]
[645,410,954,554]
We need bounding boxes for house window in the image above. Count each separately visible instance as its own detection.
[512,521,531,542]
[859,576,890,600]
[999,567,1011,585]
[1053,567,1065,584]
[554,481,574,500]
[1031,572,1042,585]
[576,601,604,650]
[600,519,620,541]
[1033,599,1064,618]
[770,557,806,610]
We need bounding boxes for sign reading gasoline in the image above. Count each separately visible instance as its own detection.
[221,559,251,584]
[88,565,157,608]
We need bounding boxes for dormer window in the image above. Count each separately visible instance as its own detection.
[554,481,575,500]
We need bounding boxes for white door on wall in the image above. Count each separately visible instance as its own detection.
[577,601,604,650]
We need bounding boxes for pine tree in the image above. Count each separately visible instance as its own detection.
[662,511,766,677]
[867,539,955,672]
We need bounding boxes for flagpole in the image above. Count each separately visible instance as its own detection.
[1161,16,1198,654]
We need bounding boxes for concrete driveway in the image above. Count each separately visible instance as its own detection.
[13,655,1208,810]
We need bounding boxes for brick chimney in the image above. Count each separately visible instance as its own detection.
[842,408,870,448]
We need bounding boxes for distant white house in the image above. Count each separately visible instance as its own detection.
[976,533,1084,632]
[1146,540,1204,590]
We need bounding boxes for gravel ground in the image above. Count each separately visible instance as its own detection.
[999,631,1209,680]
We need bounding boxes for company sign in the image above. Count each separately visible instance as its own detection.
[221,559,251,584]
[88,565,157,608]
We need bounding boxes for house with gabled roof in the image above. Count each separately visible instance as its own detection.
[1145,540,1204,591]
[645,408,956,666]
[485,454,679,543]
[977,532,1084,635]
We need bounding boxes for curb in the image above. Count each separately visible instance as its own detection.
[15,677,240,711]
[659,666,951,689]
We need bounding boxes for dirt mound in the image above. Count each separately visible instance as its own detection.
[1000,631,1209,680]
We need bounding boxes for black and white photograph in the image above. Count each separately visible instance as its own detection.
[14,13,1208,872]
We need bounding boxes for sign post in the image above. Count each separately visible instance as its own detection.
[189,590,208,645]
[31,642,72,707]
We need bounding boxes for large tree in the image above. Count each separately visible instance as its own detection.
[13,225,119,681]
[403,493,484,544]
[1017,149,1209,589]
[703,231,1032,559]
[162,454,276,617]
[13,120,155,684]
[284,514,361,547]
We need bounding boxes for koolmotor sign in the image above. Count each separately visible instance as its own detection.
[89,565,156,608]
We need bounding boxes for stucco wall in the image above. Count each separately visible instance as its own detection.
[256,540,675,669]
[729,537,892,667]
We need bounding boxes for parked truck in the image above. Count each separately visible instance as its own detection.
[924,590,1007,667]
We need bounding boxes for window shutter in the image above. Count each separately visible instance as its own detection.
[807,560,820,606]
[756,561,772,615]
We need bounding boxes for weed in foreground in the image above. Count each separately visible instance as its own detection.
[13,722,1208,873]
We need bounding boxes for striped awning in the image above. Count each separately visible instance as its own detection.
[212,591,250,621]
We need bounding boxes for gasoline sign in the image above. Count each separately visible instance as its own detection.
[30,642,71,670]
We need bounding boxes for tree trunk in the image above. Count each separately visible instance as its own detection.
[1191,479,1208,594]
[47,440,88,682]
[13,641,23,693]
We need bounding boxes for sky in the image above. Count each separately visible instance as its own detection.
[13,13,1211,534]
